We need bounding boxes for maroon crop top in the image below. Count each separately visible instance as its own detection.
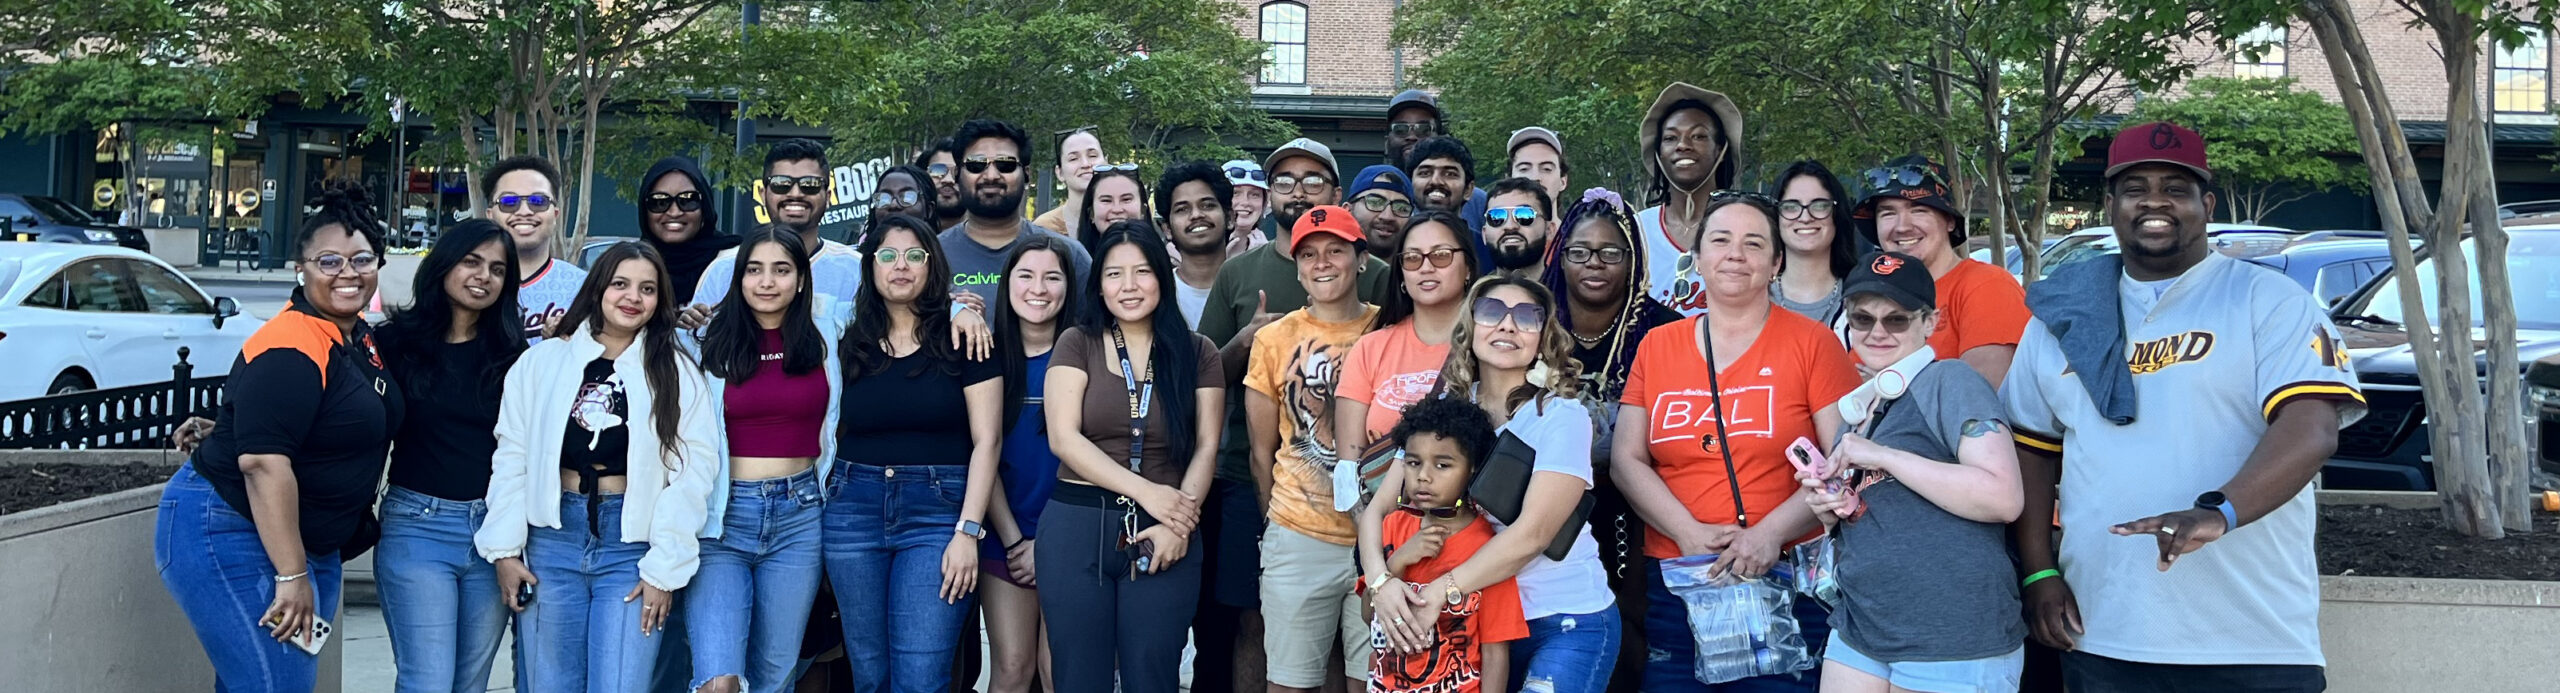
[724,328,830,458]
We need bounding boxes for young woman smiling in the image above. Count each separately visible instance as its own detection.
[1073,167,1152,252]
[980,235,1080,693]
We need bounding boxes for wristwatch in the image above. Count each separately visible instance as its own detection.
[1442,579,1464,606]
[956,520,986,539]
[2194,491,2238,530]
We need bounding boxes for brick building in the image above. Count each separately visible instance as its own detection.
[1226,0,1425,174]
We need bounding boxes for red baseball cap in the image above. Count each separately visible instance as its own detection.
[1289,204,1365,253]
[2106,121,2212,183]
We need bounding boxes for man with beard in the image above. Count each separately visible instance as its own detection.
[918,138,967,231]
[682,138,867,328]
[1161,160,1236,328]
[1506,126,1571,199]
[1343,164,1415,263]
[1031,127,1107,236]
[481,156,586,343]
[1405,136,1477,220]
[1226,159,1277,255]
[940,118,1094,306]
[1633,82,1743,315]
[1850,154,2029,388]
[1386,92,1486,229]
[2005,120,2362,693]
[1481,176,1555,279]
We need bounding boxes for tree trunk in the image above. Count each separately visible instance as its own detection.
[2427,4,2498,538]
[459,116,489,215]
[2020,128,2056,282]
[2472,130,2530,532]
[571,80,606,254]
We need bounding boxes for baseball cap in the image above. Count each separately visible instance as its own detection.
[2106,121,2212,183]
[1842,251,1936,312]
[1289,204,1365,253]
[1345,164,1413,203]
[1507,126,1565,158]
[1852,154,1964,246]
[1223,159,1268,190]
[1388,89,1442,120]
[1264,137,1340,183]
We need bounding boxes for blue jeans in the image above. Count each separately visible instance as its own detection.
[517,492,663,693]
[824,463,973,693]
[1640,557,1831,693]
[686,468,826,691]
[1511,605,1623,693]
[155,463,346,693]
[375,485,511,693]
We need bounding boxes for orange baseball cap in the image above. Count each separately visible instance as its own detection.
[1289,204,1365,253]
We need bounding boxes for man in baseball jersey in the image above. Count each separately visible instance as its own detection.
[2002,121,2366,692]
[481,156,587,343]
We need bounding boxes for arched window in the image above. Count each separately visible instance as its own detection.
[1259,2,1307,85]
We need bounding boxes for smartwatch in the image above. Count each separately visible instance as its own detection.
[956,520,986,539]
[2195,491,2237,530]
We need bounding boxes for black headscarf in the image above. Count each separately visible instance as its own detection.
[639,155,737,304]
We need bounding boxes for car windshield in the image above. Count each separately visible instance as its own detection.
[25,196,91,224]
[2039,234,2119,278]
[2359,233,2560,331]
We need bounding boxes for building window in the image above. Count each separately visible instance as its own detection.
[2496,30,2550,114]
[1259,2,1306,85]
[2236,24,2286,78]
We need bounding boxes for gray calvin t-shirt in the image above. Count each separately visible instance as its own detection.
[1832,360,2026,662]
[939,220,1093,306]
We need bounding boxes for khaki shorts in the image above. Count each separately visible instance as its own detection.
[1258,523,1371,687]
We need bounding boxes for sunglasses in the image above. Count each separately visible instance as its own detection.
[1563,246,1629,265]
[1092,163,1139,173]
[764,175,827,195]
[1399,247,1462,271]
[642,191,703,214]
[875,248,932,265]
[494,193,554,214]
[1225,166,1268,182]
[1708,189,1775,205]
[1485,206,1539,227]
[1779,199,1836,220]
[1271,174,1329,194]
[1388,121,1439,137]
[1846,311,1921,334]
[1398,501,1468,518]
[927,162,953,179]
[1354,195,1413,217]
[302,252,381,276]
[873,190,921,208]
[963,156,1022,175]
[1862,164,1934,190]
[1471,296,1547,331]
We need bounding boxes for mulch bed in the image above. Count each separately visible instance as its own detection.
[2319,504,2560,581]
[0,462,177,517]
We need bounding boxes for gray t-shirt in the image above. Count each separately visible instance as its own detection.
[1832,360,2026,662]
[1770,280,1844,326]
[938,220,1093,306]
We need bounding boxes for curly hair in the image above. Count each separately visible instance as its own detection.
[1387,394,1500,473]
[1537,187,1663,402]
[1435,275,1583,417]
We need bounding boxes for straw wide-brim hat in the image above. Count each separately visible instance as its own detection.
[1638,82,1745,190]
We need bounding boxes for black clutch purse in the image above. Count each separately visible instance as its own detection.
[1467,431,1595,561]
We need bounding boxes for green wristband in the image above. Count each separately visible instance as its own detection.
[2021,568,2062,588]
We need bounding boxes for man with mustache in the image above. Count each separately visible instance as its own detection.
[1481,177,1554,279]
[480,155,585,343]
[1161,160,1236,328]
[1343,164,1415,263]
[1633,82,1743,316]
[1404,136,1481,230]
[1506,127,1571,199]
[938,118,1093,306]
[682,139,867,328]
[918,137,967,231]
[1031,128,1108,236]
[1386,92,1486,232]
[1850,154,2028,388]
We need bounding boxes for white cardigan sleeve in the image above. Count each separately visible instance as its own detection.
[474,358,540,562]
[637,363,726,591]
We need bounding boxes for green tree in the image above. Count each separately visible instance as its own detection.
[2133,77,2368,224]
[0,0,369,135]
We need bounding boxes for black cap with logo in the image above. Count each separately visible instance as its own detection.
[1842,251,1936,312]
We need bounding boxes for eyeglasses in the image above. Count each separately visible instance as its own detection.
[1779,199,1836,220]
[1354,195,1413,217]
[1093,163,1139,173]
[1399,248,1462,271]
[874,248,931,265]
[927,163,953,180]
[873,190,921,208]
[1388,121,1439,137]
[1225,166,1267,182]
[302,252,381,276]
[494,193,553,214]
[1563,245,1629,265]
[764,175,827,195]
[642,191,703,214]
[1485,206,1539,227]
[1707,190,1775,205]
[1271,174,1329,194]
[1862,164,1934,190]
[1846,311,1920,334]
[1471,296,1547,331]
[963,156,1022,175]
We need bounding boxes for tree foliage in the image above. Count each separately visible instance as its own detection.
[0,0,370,134]
[2134,77,2368,224]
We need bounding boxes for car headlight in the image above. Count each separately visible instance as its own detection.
[84,229,116,242]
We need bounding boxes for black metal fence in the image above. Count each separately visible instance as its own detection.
[0,348,226,450]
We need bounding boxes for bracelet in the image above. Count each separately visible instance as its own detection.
[1006,536,1030,549]
[274,571,310,584]
[2021,568,2061,588]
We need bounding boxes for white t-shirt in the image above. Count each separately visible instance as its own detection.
[1492,395,1613,620]
[1177,277,1214,330]
[517,257,589,344]
[1635,206,1710,316]
[693,238,861,327]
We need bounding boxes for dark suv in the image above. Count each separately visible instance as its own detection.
[0,194,150,251]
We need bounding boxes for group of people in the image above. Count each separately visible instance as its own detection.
[153,81,2367,693]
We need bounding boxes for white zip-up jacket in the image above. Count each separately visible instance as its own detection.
[687,296,850,538]
[476,326,726,591]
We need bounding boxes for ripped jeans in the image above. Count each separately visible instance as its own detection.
[1510,605,1622,693]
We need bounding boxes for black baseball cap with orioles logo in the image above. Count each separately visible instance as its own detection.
[1843,250,1936,312]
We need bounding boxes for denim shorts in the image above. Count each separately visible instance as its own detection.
[1825,631,2023,693]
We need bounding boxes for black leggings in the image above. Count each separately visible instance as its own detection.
[1033,496,1204,693]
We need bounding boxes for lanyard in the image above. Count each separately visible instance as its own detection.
[1109,325,1155,474]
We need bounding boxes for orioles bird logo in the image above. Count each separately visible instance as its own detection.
[2150,123,2184,150]
[1871,254,1907,276]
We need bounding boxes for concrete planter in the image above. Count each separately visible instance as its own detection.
[0,452,337,692]
[2315,489,2560,691]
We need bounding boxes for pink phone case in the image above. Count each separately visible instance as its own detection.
[1788,437,1859,516]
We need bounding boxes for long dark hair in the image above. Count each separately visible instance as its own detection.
[700,225,827,385]
[994,235,1081,427]
[1538,188,1663,401]
[1371,209,1484,332]
[1074,168,1151,252]
[1772,160,1856,279]
[1080,220,1203,469]
[552,242,692,470]
[845,215,959,378]
[378,219,526,398]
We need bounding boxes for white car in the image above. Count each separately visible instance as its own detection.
[0,244,263,401]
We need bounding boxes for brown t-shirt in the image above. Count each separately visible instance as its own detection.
[1051,326,1224,487]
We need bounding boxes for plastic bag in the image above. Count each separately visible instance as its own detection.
[1659,554,1816,685]
[1792,537,1841,608]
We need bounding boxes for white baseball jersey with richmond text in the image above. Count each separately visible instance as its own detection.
[2002,251,2364,668]
[518,258,589,345]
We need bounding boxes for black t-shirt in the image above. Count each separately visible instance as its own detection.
[387,339,505,501]
[561,357,631,480]
[192,299,405,556]
[836,346,1001,467]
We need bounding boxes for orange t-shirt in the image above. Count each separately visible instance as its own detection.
[1367,510,1530,693]
[1338,320,1453,449]
[1928,259,2030,359]
[1620,311,1861,558]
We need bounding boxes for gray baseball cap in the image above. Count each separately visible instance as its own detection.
[1507,126,1565,157]
[1264,137,1339,182]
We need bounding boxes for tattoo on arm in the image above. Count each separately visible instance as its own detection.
[1962,419,2009,439]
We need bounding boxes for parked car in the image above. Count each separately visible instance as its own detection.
[2246,238,2397,306]
[2329,224,2560,489]
[2035,223,2296,280]
[0,194,149,251]
[2287,229,2388,247]
[2497,199,2560,219]
[0,244,260,401]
